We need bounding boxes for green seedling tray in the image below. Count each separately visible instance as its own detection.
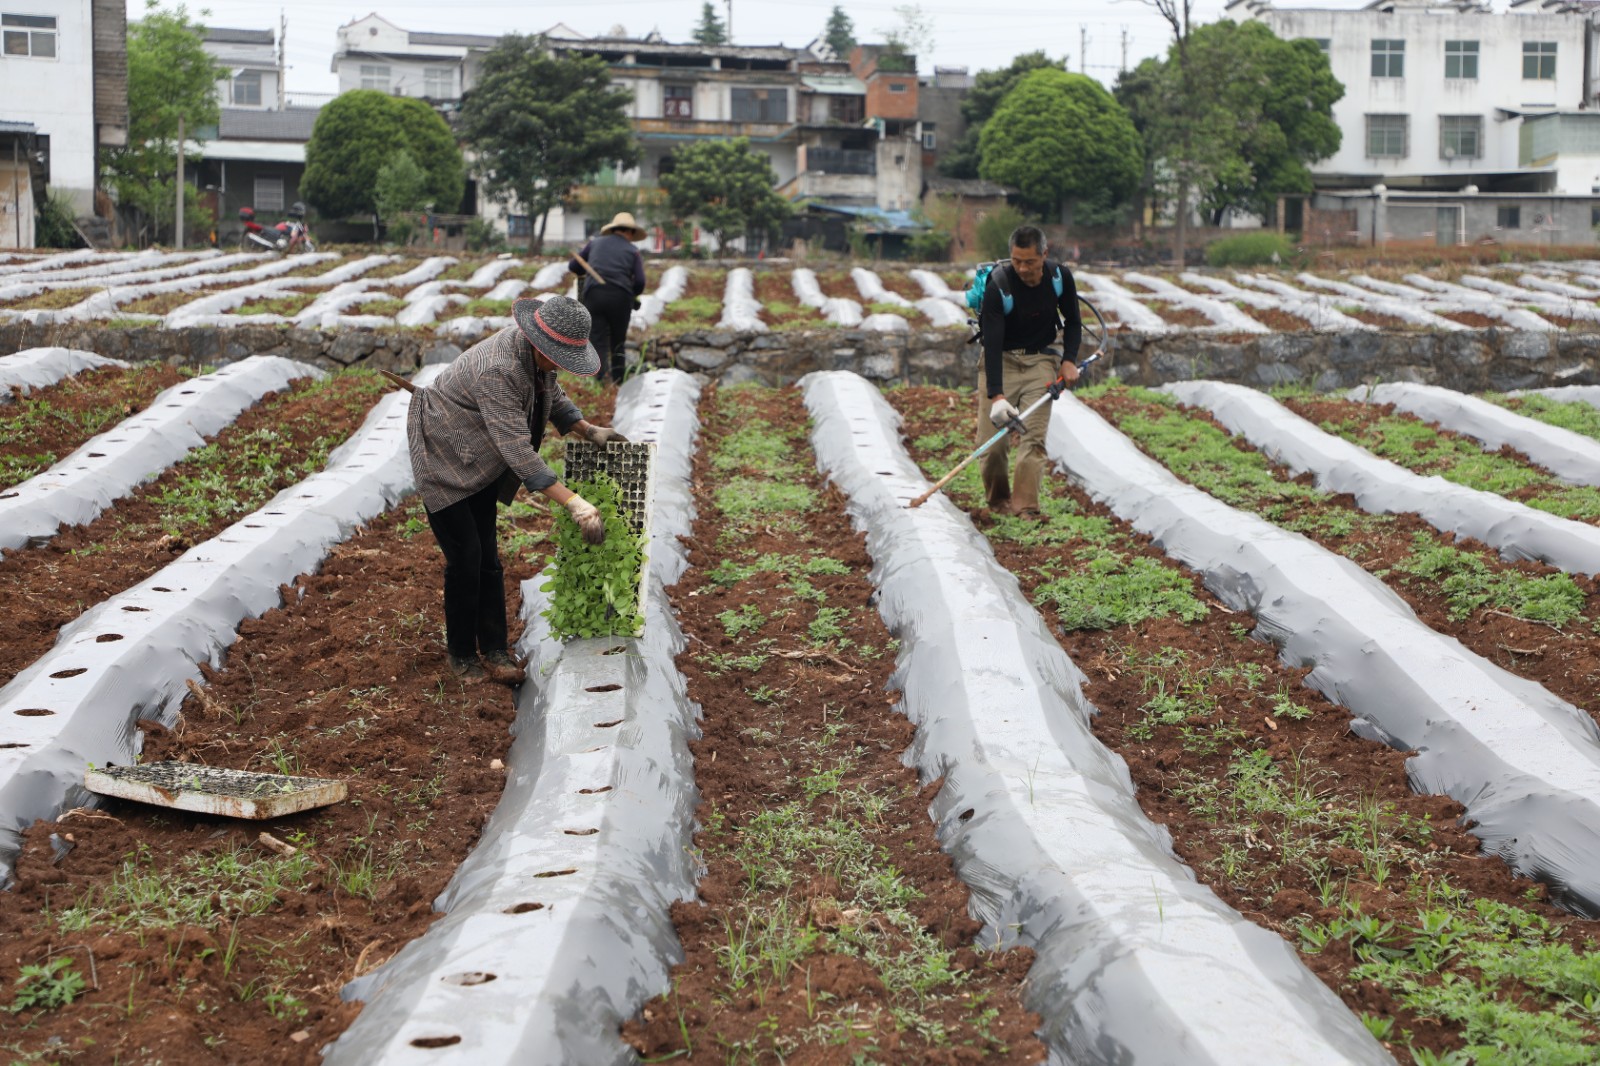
[84,762,347,820]
[562,439,656,637]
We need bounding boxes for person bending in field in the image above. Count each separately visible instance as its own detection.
[977,225,1083,518]
[406,294,628,685]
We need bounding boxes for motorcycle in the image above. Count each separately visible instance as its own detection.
[239,202,316,254]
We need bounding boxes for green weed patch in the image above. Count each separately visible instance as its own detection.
[1390,533,1588,627]
[1034,553,1210,630]
[1492,393,1600,443]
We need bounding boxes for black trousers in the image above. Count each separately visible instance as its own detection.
[425,481,507,660]
[582,284,634,383]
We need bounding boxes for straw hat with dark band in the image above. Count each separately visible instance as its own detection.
[599,211,647,242]
[512,295,601,377]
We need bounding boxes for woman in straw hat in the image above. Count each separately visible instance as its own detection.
[569,211,648,383]
[406,294,628,684]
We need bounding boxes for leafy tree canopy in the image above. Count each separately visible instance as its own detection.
[823,5,855,59]
[693,2,728,45]
[107,2,222,234]
[660,138,791,252]
[301,90,465,220]
[1116,19,1342,223]
[940,51,1067,179]
[457,34,638,251]
[978,69,1143,221]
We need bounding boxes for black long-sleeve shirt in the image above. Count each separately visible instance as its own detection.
[569,233,647,298]
[979,260,1082,398]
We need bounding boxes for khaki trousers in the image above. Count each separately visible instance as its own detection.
[976,351,1059,512]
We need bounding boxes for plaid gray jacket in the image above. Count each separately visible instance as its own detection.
[406,326,584,513]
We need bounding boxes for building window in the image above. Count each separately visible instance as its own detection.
[1371,38,1405,78]
[731,87,787,123]
[359,63,390,92]
[1592,206,1600,228]
[1439,115,1481,159]
[1366,114,1407,157]
[254,176,284,212]
[1523,41,1557,80]
[2,13,56,58]
[507,214,531,238]
[424,67,453,98]
[1444,40,1478,79]
[1310,38,1331,54]
[232,70,261,106]
[922,129,936,150]
[663,84,693,119]
[828,95,863,124]
[1498,205,1521,229]
[888,82,907,93]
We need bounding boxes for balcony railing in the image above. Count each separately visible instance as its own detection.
[804,148,875,175]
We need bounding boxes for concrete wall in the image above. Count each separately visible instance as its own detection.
[9,321,1600,397]
[0,0,97,211]
[1321,190,1600,245]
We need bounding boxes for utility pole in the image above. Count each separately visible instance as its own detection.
[278,9,287,110]
[1080,26,1088,73]
[1121,26,1130,74]
[175,115,185,250]
[725,0,732,42]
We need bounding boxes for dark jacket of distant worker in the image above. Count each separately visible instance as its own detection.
[406,294,628,684]
[569,211,648,383]
[976,225,1083,517]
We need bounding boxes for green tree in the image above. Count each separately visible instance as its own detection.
[1118,20,1341,226]
[823,5,855,59]
[978,69,1143,223]
[939,51,1067,179]
[660,138,791,253]
[301,91,465,227]
[458,34,638,252]
[693,2,728,45]
[374,151,429,244]
[108,2,223,242]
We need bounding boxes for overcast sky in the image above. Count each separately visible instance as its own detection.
[131,0,1369,97]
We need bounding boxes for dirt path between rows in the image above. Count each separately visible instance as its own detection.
[889,384,1600,1064]
[0,372,383,690]
[0,376,616,1064]
[1,363,187,488]
[622,383,1044,1064]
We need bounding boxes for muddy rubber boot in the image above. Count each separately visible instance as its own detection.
[449,655,486,682]
[481,650,526,687]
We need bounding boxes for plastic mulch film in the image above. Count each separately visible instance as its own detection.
[1513,385,1600,409]
[0,365,444,881]
[1048,392,1600,917]
[1166,380,1600,577]
[0,347,129,399]
[325,369,703,1066]
[1353,381,1600,487]
[0,355,323,552]
[800,370,1391,1065]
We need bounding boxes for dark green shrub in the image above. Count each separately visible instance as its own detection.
[1204,232,1297,268]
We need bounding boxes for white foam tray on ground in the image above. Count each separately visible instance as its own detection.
[0,365,443,879]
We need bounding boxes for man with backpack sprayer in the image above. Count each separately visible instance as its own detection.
[970,225,1083,518]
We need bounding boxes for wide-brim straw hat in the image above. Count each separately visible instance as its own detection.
[512,295,600,377]
[600,211,647,241]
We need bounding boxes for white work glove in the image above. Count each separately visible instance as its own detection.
[583,425,630,445]
[565,494,605,544]
[990,397,1022,430]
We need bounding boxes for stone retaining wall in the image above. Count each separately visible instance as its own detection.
[5,321,1600,393]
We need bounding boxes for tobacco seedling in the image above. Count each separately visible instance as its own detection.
[542,474,647,640]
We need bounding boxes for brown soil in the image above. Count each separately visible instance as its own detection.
[751,270,821,330]
[873,270,925,304]
[0,373,384,689]
[1343,308,1411,329]
[1145,300,1214,329]
[886,384,1600,1064]
[1095,387,1600,741]
[657,269,725,330]
[1241,305,1312,331]
[120,289,236,316]
[0,288,98,311]
[1440,310,1498,329]
[812,270,859,305]
[0,377,617,1065]
[1,364,187,485]
[621,384,1045,1064]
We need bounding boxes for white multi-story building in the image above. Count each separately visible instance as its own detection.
[203,26,283,111]
[1230,0,1591,192]
[0,0,126,235]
